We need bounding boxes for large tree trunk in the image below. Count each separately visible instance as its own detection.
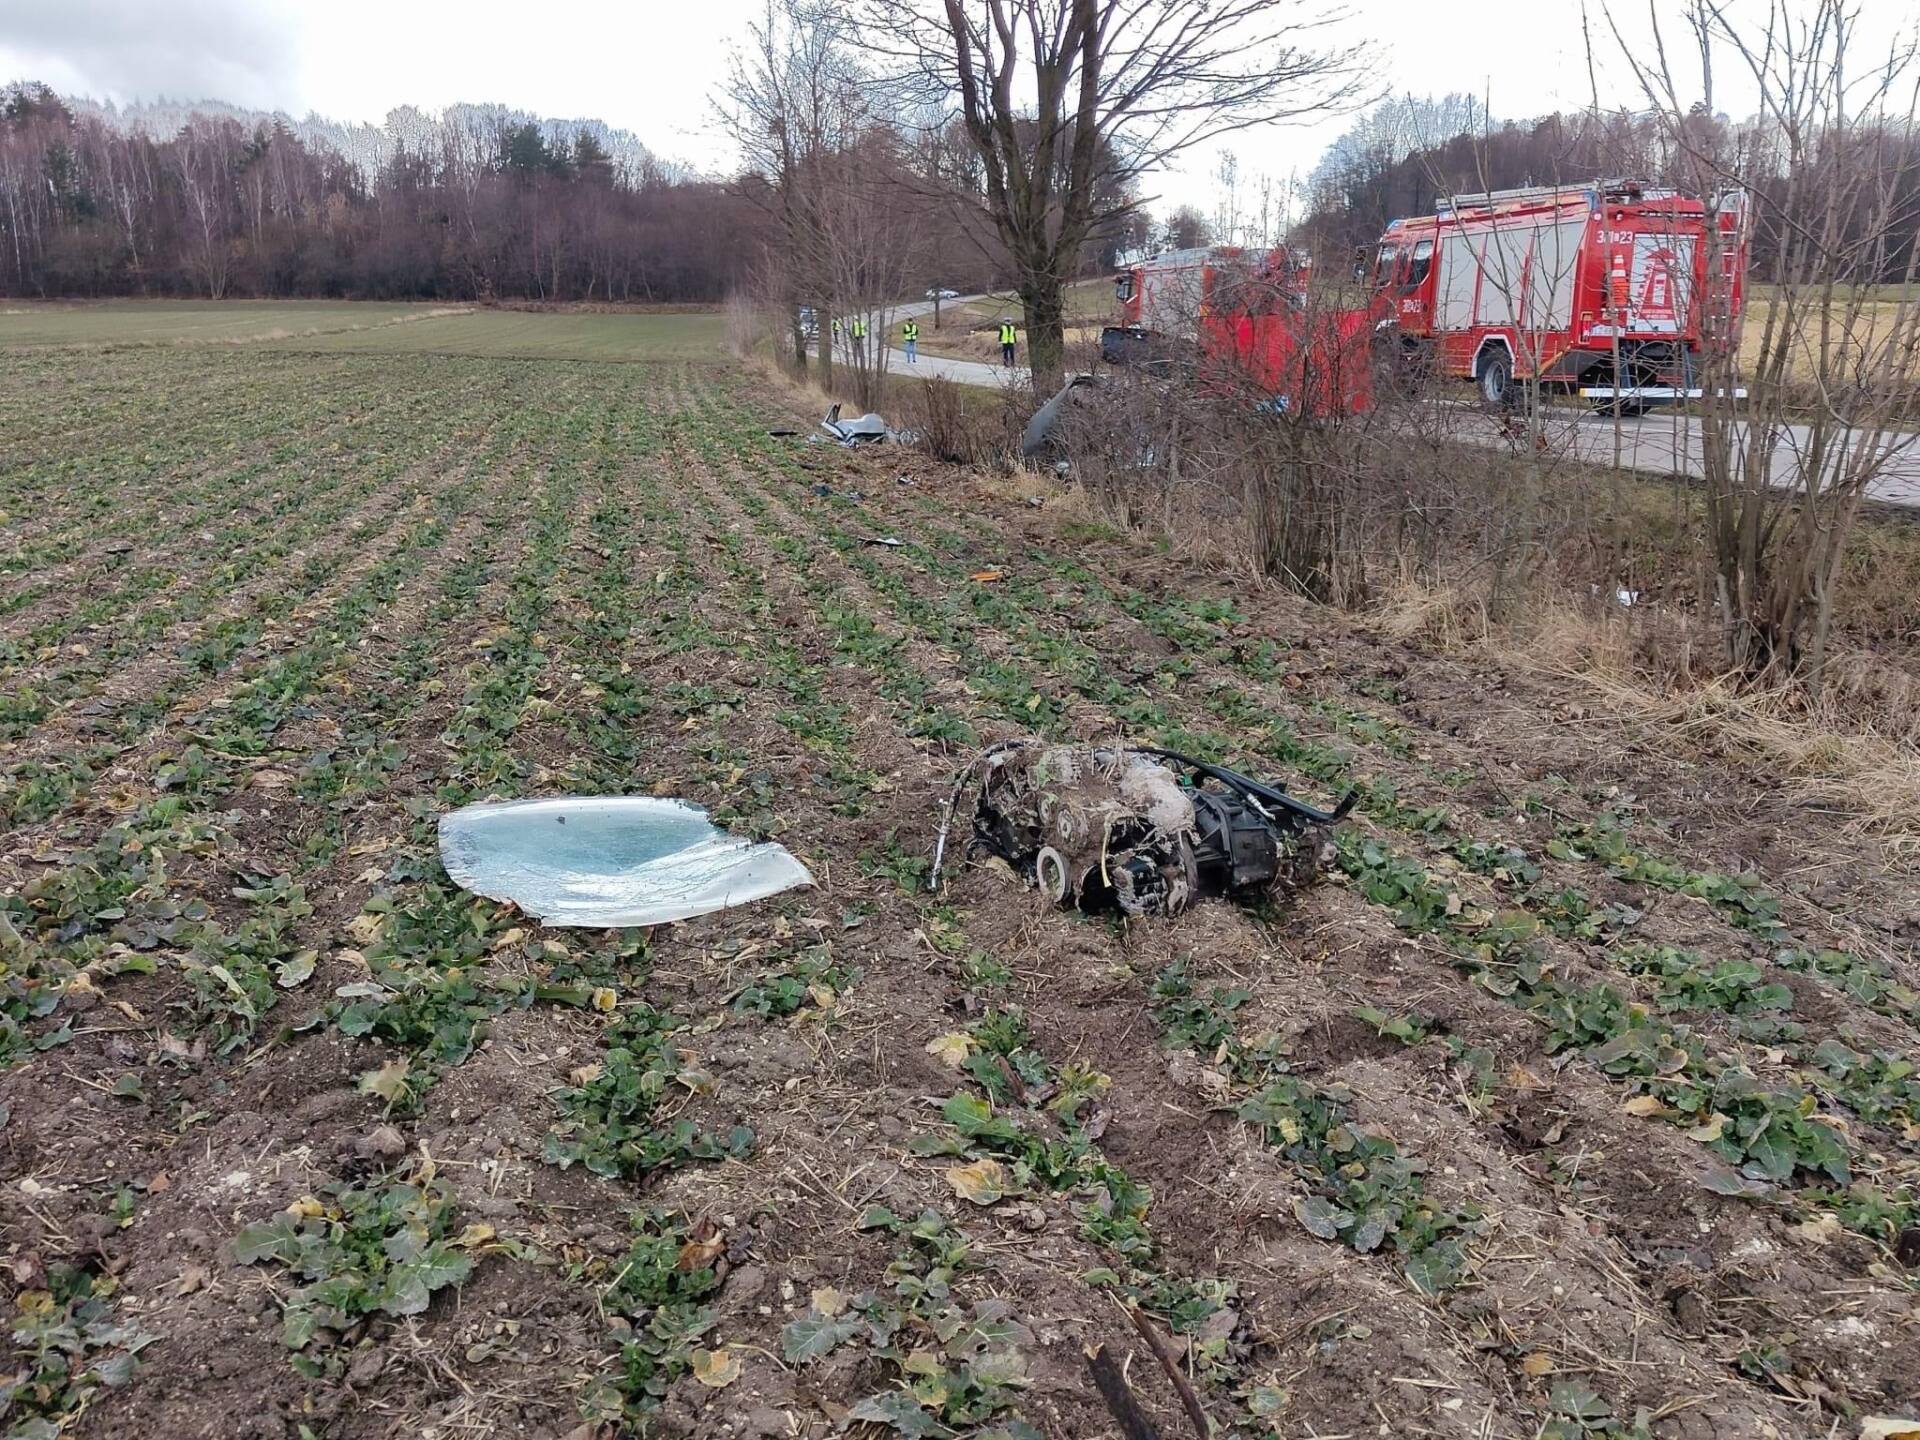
[1021,279,1065,393]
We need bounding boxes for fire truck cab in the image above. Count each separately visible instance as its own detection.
[1373,179,1747,414]
[1102,245,1310,365]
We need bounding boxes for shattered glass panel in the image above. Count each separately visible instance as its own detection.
[437,796,812,927]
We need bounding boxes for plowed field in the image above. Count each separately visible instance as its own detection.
[3,325,1917,1440]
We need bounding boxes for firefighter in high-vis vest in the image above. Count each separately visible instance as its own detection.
[901,318,920,364]
[850,316,868,363]
[997,319,1017,368]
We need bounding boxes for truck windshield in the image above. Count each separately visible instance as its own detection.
[1374,244,1401,287]
[1408,238,1434,285]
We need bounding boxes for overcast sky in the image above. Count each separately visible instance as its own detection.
[0,0,1899,212]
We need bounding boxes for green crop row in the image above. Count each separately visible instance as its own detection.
[1151,962,1479,1294]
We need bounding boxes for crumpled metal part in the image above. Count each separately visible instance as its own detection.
[1019,373,1096,459]
[819,403,920,447]
[939,739,1352,918]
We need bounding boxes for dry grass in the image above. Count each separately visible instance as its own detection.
[751,351,1032,462]
[1372,572,1920,856]
[748,352,843,416]
[1372,576,1496,651]
[750,351,946,425]
[1735,289,1920,418]
[1574,668,1920,858]
[907,321,1105,366]
[1738,292,1914,378]
[973,467,1099,519]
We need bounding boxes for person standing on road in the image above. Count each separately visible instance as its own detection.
[998,319,1017,369]
[831,316,842,360]
[850,316,868,365]
[902,318,919,364]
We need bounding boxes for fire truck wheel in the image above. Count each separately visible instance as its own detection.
[1476,352,1513,409]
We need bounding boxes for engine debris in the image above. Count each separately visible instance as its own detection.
[818,403,919,447]
[930,740,1356,917]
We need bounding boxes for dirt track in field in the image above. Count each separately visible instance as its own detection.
[2,343,1917,1440]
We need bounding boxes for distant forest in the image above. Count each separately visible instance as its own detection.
[10,76,1913,304]
[0,82,775,302]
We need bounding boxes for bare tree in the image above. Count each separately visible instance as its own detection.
[1607,0,1920,684]
[864,0,1366,392]
[173,121,234,299]
[97,133,146,279]
[815,137,943,406]
[1213,148,1242,245]
[1162,203,1213,250]
[1307,92,1489,198]
[718,0,874,380]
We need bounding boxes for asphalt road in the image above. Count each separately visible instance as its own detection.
[883,345,1023,387]
[1488,407,1920,511]
[874,293,1030,388]
[815,297,1027,385]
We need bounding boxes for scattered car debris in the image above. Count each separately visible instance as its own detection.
[807,482,866,500]
[929,740,1356,917]
[438,795,812,927]
[766,427,801,438]
[820,403,891,445]
[819,403,920,448]
[969,569,1006,583]
[1020,373,1096,459]
[862,535,905,547]
[1589,583,1643,607]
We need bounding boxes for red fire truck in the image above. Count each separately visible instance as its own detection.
[1101,245,1311,364]
[1371,179,1748,413]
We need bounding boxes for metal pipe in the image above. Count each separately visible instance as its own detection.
[1134,747,1358,824]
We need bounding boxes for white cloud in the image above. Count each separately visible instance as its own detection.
[1,0,296,108]
[5,0,1906,209]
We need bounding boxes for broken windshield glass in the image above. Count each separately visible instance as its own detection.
[437,796,812,928]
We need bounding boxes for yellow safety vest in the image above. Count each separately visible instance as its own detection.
[902,321,919,341]
[998,322,1016,344]
[851,319,867,338]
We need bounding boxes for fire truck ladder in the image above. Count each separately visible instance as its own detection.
[1436,179,1673,215]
